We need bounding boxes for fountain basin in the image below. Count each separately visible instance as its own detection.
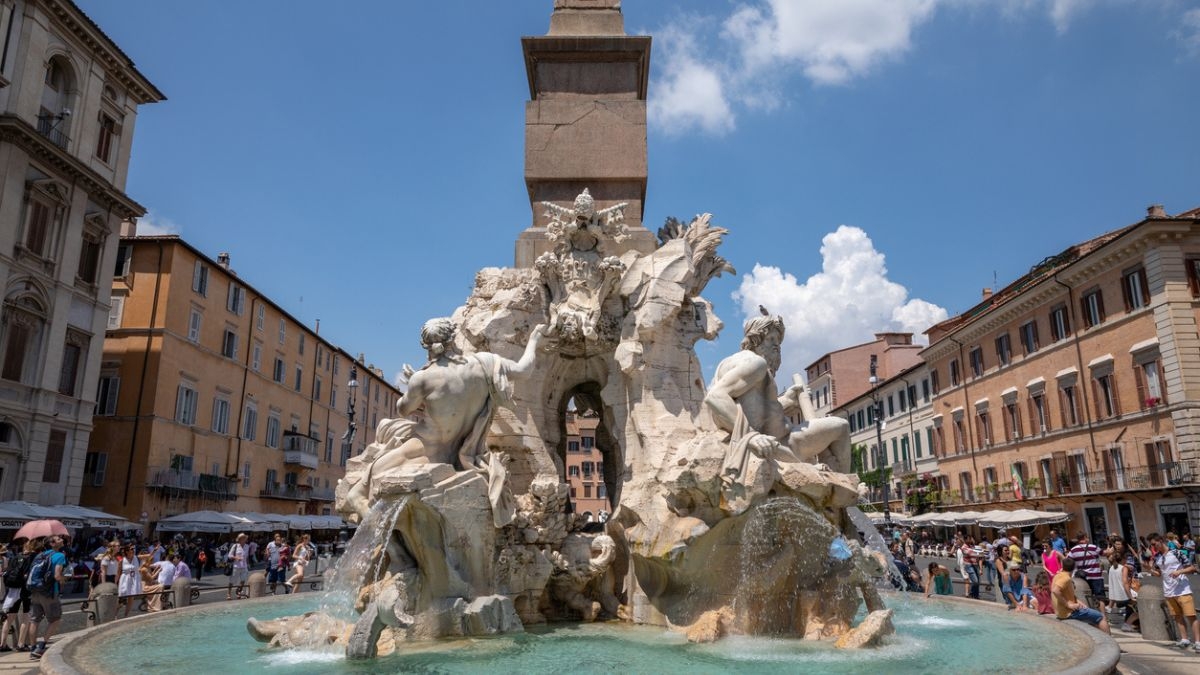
[42,593,1116,674]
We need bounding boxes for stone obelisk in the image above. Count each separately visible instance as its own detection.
[515,0,656,267]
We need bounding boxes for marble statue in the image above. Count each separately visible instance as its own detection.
[705,310,853,489]
[250,190,893,658]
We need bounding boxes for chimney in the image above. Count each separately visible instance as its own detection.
[982,288,993,301]
[217,252,231,269]
[1147,204,1167,219]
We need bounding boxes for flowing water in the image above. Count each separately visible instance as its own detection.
[847,506,911,592]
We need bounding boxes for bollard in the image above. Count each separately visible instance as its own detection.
[172,577,192,608]
[1071,577,1093,609]
[1135,576,1174,641]
[91,582,119,626]
[247,570,267,598]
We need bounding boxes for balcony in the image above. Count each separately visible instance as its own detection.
[1048,461,1197,496]
[145,467,236,501]
[260,483,310,501]
[36,115,70,150]
[310,487,336,502]
[282,431,319,469]
[198,473,238,500]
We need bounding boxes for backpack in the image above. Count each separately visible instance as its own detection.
[2,552,27,589]
[26,551,56,594]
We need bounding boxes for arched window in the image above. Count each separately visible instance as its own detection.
[39,56,76,149]
[1,294,47,384]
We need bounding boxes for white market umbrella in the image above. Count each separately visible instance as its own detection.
[155,510,252,534]
[978,508,1070,529]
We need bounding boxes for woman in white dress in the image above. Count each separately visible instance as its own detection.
[285,534,312,591]
[115,545,143,617]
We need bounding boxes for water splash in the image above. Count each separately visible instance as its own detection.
[846,506,909,593]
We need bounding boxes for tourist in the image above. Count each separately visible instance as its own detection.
[145,554,176,612]
[926,563,954,597]
[1106,551,1138,632]
[116,545,142,618]
[1002,561,1033,611]
[901,531,916,566]
[1040,541,1064,577]
[982,538,997,588]
[246,537,259,568]
[95,541,119,585]
[1051,556,1109,634]
[27,535,68,660]
[286,534,314,592]
[0,538,33,652]
[1049,528,1067,555]
[958,536,981,599]
[1032,571,1054,615]
[148,540,165,564]
[1148,532,1199,651]
[226,533,250,601]
[169,553,191,584]
[1068,533,1106,613]
[265,533,287,594]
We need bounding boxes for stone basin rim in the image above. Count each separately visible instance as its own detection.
[37,592,1119,675]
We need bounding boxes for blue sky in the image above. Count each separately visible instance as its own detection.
[80,0,1200,384]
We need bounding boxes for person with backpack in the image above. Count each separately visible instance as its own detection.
[26,534,67,660]
[0,539,33,652]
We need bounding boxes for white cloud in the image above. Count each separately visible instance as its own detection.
[1178,8,1200,57]
[136,210,181,236]
[648,0,1125,135]
[647,22,736,135]
[732,225,948,380]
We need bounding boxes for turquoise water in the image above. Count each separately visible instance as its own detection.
[84,594,1082,674]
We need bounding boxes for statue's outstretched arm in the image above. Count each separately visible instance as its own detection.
[506,324,548,379]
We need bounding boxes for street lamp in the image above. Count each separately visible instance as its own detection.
[342,366,359,455]
[869,355,891,528]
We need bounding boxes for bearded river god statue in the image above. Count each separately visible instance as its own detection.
[248,192,894,658]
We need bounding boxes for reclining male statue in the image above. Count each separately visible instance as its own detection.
[704,311,852,488]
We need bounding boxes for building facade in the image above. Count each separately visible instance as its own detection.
[563,409,611,520]
[838,362,938,512]
[83,236,400,525]
[922,206,1200,540]
[805,332,923,416]
[0,1,162,504]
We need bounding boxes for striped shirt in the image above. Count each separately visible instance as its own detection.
[1068,543,1102,580]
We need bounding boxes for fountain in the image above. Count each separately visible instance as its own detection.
[44,3,1118,673]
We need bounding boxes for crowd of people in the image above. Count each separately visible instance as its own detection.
[0,529,339,662]
[887,526,1198,651]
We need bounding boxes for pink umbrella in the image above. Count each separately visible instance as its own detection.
[14,519,70,540]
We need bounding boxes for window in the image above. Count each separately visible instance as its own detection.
[294,364,303,392]
[221,329,238,359]
[583,484,592,498]
[898,390,907,412]
[266,414,281,448]
[212,396,231,434]
[568,465,580,477]
[1121,267,1150,311]
[278,319,286,345]
[299,333,305,356]
[1093,373,1119,419]
[21,194,55,258]
[264,468,277,489]
[187,309,201,343]
[192,261,208,296]
[77,231,103,285]
[930,426,943,457]
[326,432,334,463]
[1,298,45,384]
[1049,305,1070,342]
[1135,359,1165,408]
[953,418,966,454]
[243,403,257,441]
[84,451,107,487]
[994,333,1012,367]
[107,296,124,330]
[114,244,132,278]
[1081,289,1105,328]
[969,347,985,378]
[273,358,285,383]
[1004,401,1022,441]
[242,461,251,489]
[949,360,960,387]
[252,342,262,372]
[256,305,265,331]
[1028,392,1049,434]
[975,409,992,447]
[95,374,119,415]
[959,472,974,503]
[42,429,66,483]
[1059,384,1080,426]
[57,331,86,396]
[95,112,118,163]
[175,383,198,424]
[314,377,322,402]
[226,284,245,315]
[887,395,895,417]
[568,441,579,452]
[921,379,930,402]
[582,436,595,449]
[930,369,940,395]
[1019,320,1039,355]
[914,430,922,458]
[330,385,337,408]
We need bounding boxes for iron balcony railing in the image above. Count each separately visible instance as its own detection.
[36,116,70,150]
[260,483,311,500]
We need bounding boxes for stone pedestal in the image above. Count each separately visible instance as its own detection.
[90,582,118,626]
[247,570,267,598]
[1136,577,1173,641]
[172,577,192,608]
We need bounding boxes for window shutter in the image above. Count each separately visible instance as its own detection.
[1157,361,1168,404]
[1026,397,1037,433]
[1097,292,1106,321]
[1080,297,1090,326]
[193,261,202,292]
[1138,269,1150,305]
[1091,378,1103,419]
[1110,374,1121,415]
[1133,362,1146,410]
[1121,274,1133,312]
[1058,388,1069,427]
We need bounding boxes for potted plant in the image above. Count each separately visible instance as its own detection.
[1057,470,1071,493]
[1025,476,1041,497]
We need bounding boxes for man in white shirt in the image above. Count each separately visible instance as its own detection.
[264,533,286,594]
[1150,532,1200,652]
[144,557,176,612]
